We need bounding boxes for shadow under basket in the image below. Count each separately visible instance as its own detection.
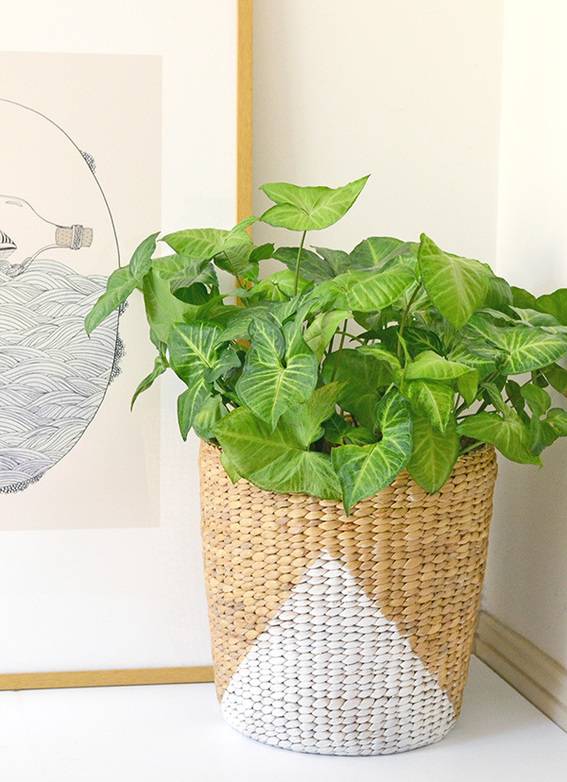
[199,442,497,756]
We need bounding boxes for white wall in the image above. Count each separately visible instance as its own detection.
[254,0,567,673]
[483,0,567,668]
[254,0,503,261]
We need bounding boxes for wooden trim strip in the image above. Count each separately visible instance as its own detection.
[476,611,567,732]
[0,666,214,691]
[237,0,254,222]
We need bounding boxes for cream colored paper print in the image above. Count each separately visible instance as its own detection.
[0,53,161,529]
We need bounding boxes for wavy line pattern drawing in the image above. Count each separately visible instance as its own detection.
[0,260,121,492]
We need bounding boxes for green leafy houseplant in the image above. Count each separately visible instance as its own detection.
[85,176,567,513]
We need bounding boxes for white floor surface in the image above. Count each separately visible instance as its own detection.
[1,657,566,781]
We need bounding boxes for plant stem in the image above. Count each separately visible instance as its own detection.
[337,319,349,352]
[294,231,307,295]
[329,319,349,382]
[397,283,422,362]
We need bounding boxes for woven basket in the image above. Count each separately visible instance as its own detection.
[199,442,497,756]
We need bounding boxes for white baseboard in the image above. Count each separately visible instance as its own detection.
[475,611,567,732]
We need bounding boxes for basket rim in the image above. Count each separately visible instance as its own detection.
[200,439,496,501]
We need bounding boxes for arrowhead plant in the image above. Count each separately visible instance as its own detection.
[85,176,567,512]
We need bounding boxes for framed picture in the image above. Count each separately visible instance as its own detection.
[0,0,252,688]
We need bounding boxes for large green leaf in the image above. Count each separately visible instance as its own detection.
[406,380,454,432]
[215,407,341,499]
[460,313,506,347]
[458,412,540,464]
[358,345,402,380]
[546,407,567,436]
[481,382,511,416]
[220,450,241,483]
[129,232,159,283]
[220,300,297,342]
[324,413,352,445]
[349,236,416,271]
[206,345,241,383]
[236,316,318,427]
[405,350,471,381]
[311,246,352,275]
[142,268,195,343]
[506,379,528,421]
[418,234,489,327]
[328,259,415,312]
[177,382,210,440]
[512,286,538,310]
[169,322,221,384]
[537,289,567,325]
[485,274,513,310]
[245,314,285,362]
[521,383,551,417]
[529,417,556,455]
[274,247,335,282]
[464,314,567,374]
[332,390,413,513]
[497,328,567,374]
[456,369,480,405]
[249,242,275,263]
[85,266,137,335]
[529,405,567,454]
[190,300,241,330]
[520,383,553,454]
[504,329,567,373]
[248,270,310,302]
[400,326,444,357]
[344,426,375,445]
[193,396,227,440]
[153,254,217,286]
[322,348,393,429]
[448,343,497,380]
[172,283,209,304]
[170,323,223,439]
[162,220,255,277]
[304,310,349,359]
[260,175,369,231]
[280,383,342,448]
[220,218,257,277]
[510,307,561,328]
[543,363,567,397]
[162,227,226,257]
[407,414,459,492]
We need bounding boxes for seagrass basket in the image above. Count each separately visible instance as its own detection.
[199,442,497,756]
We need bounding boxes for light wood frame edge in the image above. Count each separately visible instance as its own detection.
[0,0,253,692]
[237,0,253,222]
[0,667,215,691]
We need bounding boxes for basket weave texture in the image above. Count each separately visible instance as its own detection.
[200,442,497,755]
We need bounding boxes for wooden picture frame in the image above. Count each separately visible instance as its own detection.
[0,0,253,691]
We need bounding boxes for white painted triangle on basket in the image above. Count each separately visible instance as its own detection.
[221,550,455,755]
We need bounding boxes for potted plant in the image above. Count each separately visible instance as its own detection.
[86,176,567,755]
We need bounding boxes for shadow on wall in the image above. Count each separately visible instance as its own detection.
[486,436,567,666]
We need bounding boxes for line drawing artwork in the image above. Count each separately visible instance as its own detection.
[0,98,122,494]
